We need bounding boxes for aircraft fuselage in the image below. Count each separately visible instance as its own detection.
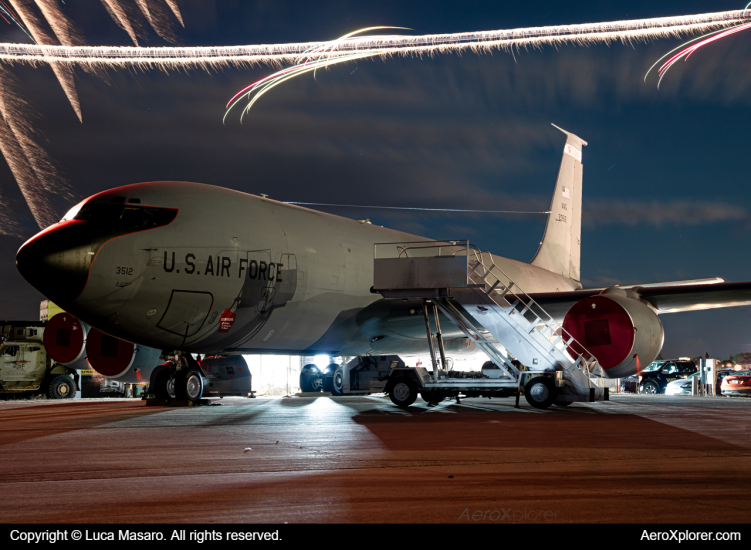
[17,182,580,357]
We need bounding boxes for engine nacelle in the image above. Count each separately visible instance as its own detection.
[562,290,664,379]
[85,327,162,383]
[43,312,88,365]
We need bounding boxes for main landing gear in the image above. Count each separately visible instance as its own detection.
[149,352,206,403]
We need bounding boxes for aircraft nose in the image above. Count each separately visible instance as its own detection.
[16,221,94,305]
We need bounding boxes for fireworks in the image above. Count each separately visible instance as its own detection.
[225,27,412,121]
[135,0,179,44]
[0,0,33,42]
[99,0,139,46]
[0,65,73,231]
[1,6,749,231]
[646,17,751,88]
[0,0,185,231]
[0,10,748,69]
[8,0,82,122]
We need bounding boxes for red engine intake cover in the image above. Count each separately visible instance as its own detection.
[85,328,136,378]
[43,313,86,364]
[562,296,635,371]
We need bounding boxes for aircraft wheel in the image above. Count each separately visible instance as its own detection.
[389,380,418,408]
[300,364,322,393]
[642,380,660,395]
[174,368,204,402]
[47,375,76,399]
[321,363,339,392]
[152,368,173,400]
[331,367,345,396]
[524,377,557,409]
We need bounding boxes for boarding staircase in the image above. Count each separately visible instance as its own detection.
[373,240,603,400]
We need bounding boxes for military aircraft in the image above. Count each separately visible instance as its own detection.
[16,125,751,403]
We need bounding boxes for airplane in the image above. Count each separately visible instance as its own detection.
[15,125,751,405]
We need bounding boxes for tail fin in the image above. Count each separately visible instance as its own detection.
[530,124,587,282]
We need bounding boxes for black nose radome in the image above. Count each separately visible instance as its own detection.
[16,222,95,306]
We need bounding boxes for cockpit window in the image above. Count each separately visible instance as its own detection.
[74,204,177,231]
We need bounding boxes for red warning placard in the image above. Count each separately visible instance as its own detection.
[218,308,236,332]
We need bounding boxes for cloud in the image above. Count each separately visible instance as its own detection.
[583,199,749,227]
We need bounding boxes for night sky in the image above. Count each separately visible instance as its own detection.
[1,0,751,359]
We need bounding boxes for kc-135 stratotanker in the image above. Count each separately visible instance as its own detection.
[16,126,751,408]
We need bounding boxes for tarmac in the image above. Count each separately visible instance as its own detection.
[0,393,749,524]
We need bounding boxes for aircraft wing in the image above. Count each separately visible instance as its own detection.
[529,279,751,319]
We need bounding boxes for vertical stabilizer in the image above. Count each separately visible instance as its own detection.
[530,124,587,282]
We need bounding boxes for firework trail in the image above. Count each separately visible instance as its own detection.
[33,0,85,47]
[7,0,82,122]
[0,65,67,230]
[163,0,184,28]
[99,0,139,46]
[0,67,74,202]
[225,27,411,121]
[645,19,751,88]
[0,0,185,234]
[0,0,33,42]
[135,0,178,44]
[0,10,748,68]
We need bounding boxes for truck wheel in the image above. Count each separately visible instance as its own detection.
[300,365,322,393]
[331,367,344,396]
[642,380,660,395]
[174,368,204,402]
[47,375,76,400]
[389,380,418,407]
[524,377,556,409]
[421,391,444,404]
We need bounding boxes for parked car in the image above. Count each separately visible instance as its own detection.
[665,372,699,396]
[639,359,697,394]
[620,375,639,393]
[715,370,735,396]
[720,370,751,397]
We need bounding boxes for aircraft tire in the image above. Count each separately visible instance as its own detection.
[174,368,204,402]
[152,368,172,400]
[47,374,76,400]
[300,365,322,393]
[524,377,557,409]
[322,363,339,393]
[331,367,344,396]
[389,380,418,408]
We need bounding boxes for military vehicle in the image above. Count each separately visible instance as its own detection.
[16,125,751,407]
[0,323,80,399]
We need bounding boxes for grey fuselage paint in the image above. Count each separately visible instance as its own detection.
[19,182,581,357]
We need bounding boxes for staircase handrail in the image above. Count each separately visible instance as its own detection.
[464,245,595,387]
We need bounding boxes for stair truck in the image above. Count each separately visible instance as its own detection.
[367,241,608,409]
